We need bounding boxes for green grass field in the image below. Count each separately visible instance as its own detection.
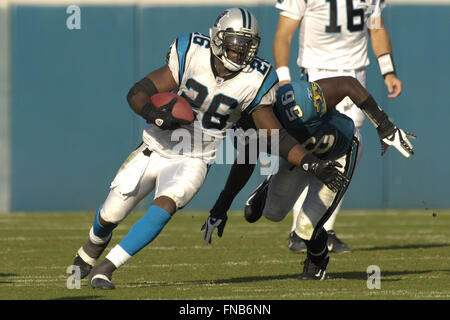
[0,209,449,300]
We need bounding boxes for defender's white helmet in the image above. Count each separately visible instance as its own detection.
[210,8,260,72]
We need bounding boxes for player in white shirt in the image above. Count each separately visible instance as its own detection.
[70,7,348,289]
[274,0,403,253]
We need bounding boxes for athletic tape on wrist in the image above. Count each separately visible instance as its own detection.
[276,66,291,82]
[377,53,396,77]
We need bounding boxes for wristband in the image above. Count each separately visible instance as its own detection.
[377,53,396,77]
[276,66,291,82]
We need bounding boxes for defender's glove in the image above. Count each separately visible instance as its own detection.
[300,153,349,193]
[142,97,191,130]
[201,216,228,245]
[377,123,416,158]
[357,95,416,158]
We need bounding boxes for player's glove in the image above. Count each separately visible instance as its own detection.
[377,122,416,158]
[300,153,349,193]
[357,95,416,158]
[201,215,228,245]
[142,97,191,130]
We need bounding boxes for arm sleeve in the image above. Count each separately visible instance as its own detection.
[210,160,257,218]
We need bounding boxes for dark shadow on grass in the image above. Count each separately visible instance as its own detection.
[52,296,105,300]
[0,273,18,277]
[354,243,450,252]
[0,273,19,284]
[128,269,450,287]
[128,273,300,288]
[328,269,450,280]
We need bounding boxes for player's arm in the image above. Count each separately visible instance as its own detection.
[369,16,403,98]
[315,76,415,157]
[251,106,307,167]
[201,150,257,244]
[251,105,349,191]
[273,15,301,86]
[126,65,188,130]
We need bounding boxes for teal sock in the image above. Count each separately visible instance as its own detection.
[119,205,171,256]
[92,205,115,238]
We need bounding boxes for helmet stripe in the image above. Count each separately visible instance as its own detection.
[239,7,247,28]
[247,10,252,29]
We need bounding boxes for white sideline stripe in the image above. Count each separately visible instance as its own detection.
[2,0,450,7]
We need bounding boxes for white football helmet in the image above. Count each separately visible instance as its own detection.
[210,8,260,72]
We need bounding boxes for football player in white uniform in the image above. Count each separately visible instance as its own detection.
[273,0,403,253]
[71,7,348,289]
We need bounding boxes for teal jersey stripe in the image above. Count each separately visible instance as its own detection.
[248,67,278,112]
[176,34,191,82]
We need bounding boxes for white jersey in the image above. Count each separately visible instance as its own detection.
[276,0,384,70]
[142,32,278,163]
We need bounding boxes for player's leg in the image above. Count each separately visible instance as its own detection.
[297,133,361,279]
[320,97,354,253]
[289,189,308,253]
[72,145,157,279]
[88,156,208,289]
[323,69,366,251]
[286,68,344,253]
[245,157,308,223]
[295,69,364,252]
[213,127,259,219]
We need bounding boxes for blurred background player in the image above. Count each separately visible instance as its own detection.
[72,7,346,289]
[273,0,403,253]
[204,76,414,280]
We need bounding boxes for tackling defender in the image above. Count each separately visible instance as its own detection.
[202,77,415,279]
[274,0,403,253]
[70,8,347,289]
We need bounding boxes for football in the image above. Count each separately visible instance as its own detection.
[150,92,195,123]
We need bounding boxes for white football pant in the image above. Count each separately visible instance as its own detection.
[99,143,208,224]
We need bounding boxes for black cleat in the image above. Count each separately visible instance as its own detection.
[72,255,93,280]
[88,259,116,290]
[288,231,307,253]
[89,275,115,290]
[298,256,329,280]
[244,177,270,223]
[327,230,351,253]
[72,233,112,279]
